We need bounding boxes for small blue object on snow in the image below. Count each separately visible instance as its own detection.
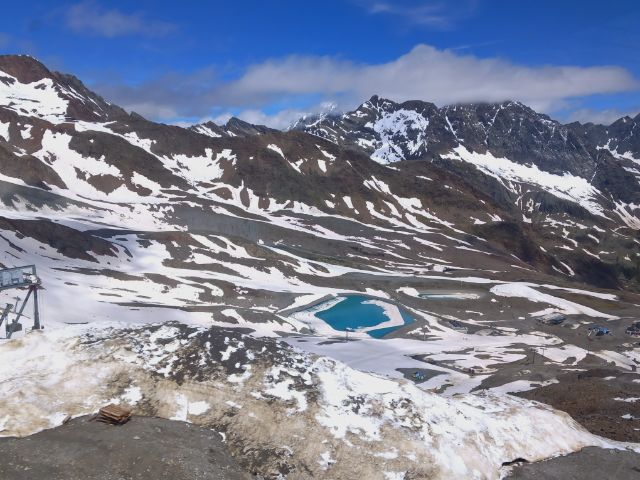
[588,325,610,336]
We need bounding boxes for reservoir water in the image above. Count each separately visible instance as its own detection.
[313,295,415,339]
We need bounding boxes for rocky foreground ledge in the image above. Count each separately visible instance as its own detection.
[0,323,637,479]
[0,415,249,480]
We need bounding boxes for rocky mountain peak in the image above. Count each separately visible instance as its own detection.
[610,115,637,128]
[224,117,275,136]
[0,55,53,84]
[0,54,126,123]
[366,94,380,104]
[190,117,275,138]
[190,120,227,138]
[361,95,397,110]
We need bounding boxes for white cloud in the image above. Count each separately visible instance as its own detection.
[366,2,451,27]
[94,44,639,127]
[119,102,181,121]
[65,1,176,38]
[221,45,639,113]
[564,108,640,126]
[358,0,475,29]
[233,109,304,129]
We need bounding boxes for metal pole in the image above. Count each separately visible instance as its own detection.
[531,348,535,365]
[33,286,40,330]
[8,288,32,338]
[0,304,12,330]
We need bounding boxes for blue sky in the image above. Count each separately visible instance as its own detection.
[2,0,639,127]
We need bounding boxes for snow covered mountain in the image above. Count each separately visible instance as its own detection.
[295,95,640,173]
[295,96,640,279]
[295,95,640,224]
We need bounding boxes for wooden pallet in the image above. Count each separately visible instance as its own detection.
[95,404,132,425]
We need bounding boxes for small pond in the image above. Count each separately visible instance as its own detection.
[313,295,415,339]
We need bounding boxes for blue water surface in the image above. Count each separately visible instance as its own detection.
[314,295,414,339]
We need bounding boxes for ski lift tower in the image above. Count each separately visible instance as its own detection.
[0,265,43,339]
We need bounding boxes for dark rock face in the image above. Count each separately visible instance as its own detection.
[0,143,65,189]
[445,102,598,177]
[571,115,640,160]
[472,221,548,267]
[0,55,53,83]
[0,216,119,262]
[295,96,640,196]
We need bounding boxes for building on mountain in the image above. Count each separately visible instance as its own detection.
[626,322,640,337]
[448,320,468,333]
[537,312,566,325]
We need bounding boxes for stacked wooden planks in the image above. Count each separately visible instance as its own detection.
[95,404,132,425]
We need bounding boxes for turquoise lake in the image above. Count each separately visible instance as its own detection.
[314,295,415,339]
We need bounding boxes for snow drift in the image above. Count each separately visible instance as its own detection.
[0,323,636,480]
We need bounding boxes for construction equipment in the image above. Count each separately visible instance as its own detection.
[0,265,43,338]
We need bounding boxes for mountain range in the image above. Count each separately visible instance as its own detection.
[0,54,638,304]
